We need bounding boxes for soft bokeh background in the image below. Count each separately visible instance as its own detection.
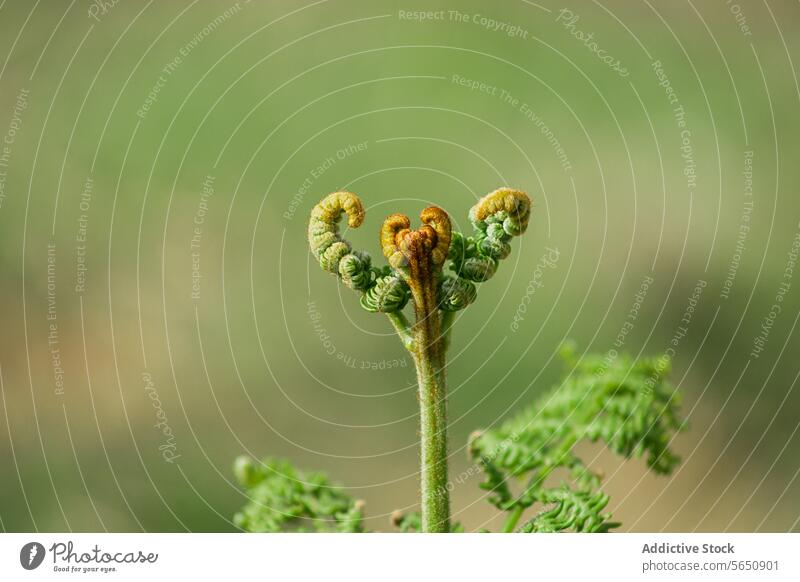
[0,0,798,532]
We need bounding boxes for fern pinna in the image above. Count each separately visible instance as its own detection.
[234,188,683,532]
[469,345,683,532]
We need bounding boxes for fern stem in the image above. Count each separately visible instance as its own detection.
[387,311,414,351]
[503,431,583,532]
[412,330,449,532]
[440,310,455,353]
[405,262,450,532]
[502,506,524,533]
[307,190,535,534]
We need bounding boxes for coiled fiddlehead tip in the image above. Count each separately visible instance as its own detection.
[439,275,477,312]
[313,191,365,228]
[460,256,497,282]
[308,191,368,276]
[382,208,452,271]
[469,188,532,236]
[420,206,452,266]
[338,250,373,291]
[381,213,411,269]
[360,271,410,313]
[477,233,511,260]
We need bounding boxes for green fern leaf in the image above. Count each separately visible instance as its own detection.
[470,346,684,532]
[233,456,365,533]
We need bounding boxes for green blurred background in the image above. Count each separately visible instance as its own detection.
[0,0,799,532]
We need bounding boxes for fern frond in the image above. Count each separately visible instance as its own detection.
[470,347,684,532]
[517,486,617,533]
[443,190,532,309]
[233,456,365,533]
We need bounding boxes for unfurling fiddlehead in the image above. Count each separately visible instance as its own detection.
[420,206,452,266]
[308,188,530,318]
[360,268,409,313]
[237,188,531,533]
[438,275,477,312]
[306,188,530,533]
[444,188,532,310]
[308,191,406,307]
[338,250,372,291]
[308,191,365,272]
[308,189,530,532]
[381,213,412,269]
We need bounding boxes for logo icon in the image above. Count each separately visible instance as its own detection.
[19,542,45,570]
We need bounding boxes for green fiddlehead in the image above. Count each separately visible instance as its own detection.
[338,250,373,291]
[469,187,531,235]
[305,188,532,532]
[360,267,410,313]
[438,275,477,312]
[265,188,533,533]
[443,188,532,308]
[308,191,377,296]
[308,187,531,317]
[308,191,408,311]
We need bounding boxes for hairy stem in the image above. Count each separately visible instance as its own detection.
[406,253,450,532]
[502,506,524,533]
[411,317,449,533]
[381,206,454,532]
